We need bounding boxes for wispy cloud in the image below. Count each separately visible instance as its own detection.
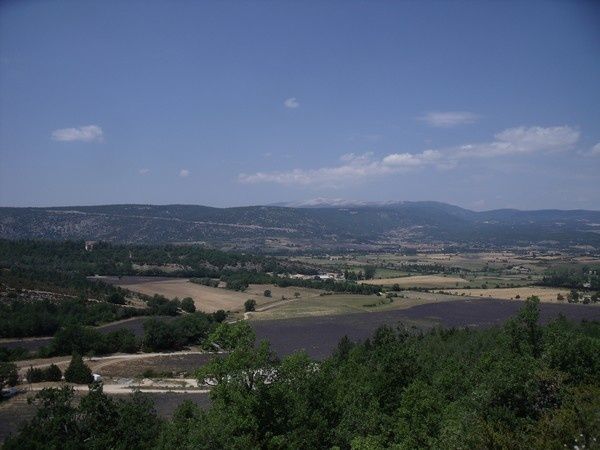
[455,126,579,158]
[51,125,103,142]
[586,142,600,157]
[179,169,190,178]
[418,111,480,128]
[239,125,580,186]
[239,150,441,186]
[284,97,299,109]
[139,168,150,175]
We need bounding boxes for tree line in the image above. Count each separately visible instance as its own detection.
[193,273,383,295]
[0,239,316,278]
[0,298,141,339]
[541,265,600,290]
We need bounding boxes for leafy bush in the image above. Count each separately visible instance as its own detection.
[206,321,255,350]
[45,364,63,382]
[244,299,256,312]
[0,362,18,389]
[147,295,180,316]
[181,297,196,313]
[142,313,215,352]
[26,367,44,383]
[26,364,62,383]
[43,324,139,357]
[2,385,162,449]
[142,319,184,352]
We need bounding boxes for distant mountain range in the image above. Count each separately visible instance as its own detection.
[1,202,599,252]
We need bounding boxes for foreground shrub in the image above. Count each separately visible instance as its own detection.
[0,362,18,389]
[26,364,62,383]
[2,385,161,449]
[244,299,256,312]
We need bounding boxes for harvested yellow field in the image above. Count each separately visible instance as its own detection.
[118,278,252,312]
[117,278,327,313]
[445,286,571,303]
[362,275,468,288]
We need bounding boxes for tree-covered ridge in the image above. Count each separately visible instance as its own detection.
[3,298,599,449]
[0,239,313,278]
[1,203,599,250]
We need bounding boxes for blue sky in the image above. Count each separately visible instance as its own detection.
[0,0,599,210]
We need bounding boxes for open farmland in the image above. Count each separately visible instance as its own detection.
[445,286,571,302]
[253,299,600,359]
[111,276,328,313]
[114,277,252,312]
[249,291,462,320]
[353,251,557,272]
[244,283,324,300]
[362,275,469,288]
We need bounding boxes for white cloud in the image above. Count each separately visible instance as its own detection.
[455,126,579,158]
[382,150,442,167]
[239,125,581,187]
[239,150,441,186]
[51,125,103,142]
[179,169,190,178]
[139,168,150,175]
[418,111,480,128]
[284,97,299,109]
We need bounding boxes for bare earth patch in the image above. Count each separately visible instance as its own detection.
[117,278,251,312]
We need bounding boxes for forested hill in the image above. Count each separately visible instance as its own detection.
[0,202,599,251]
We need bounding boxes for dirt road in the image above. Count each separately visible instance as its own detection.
[16,350,216,375]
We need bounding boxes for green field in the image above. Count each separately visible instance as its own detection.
[248,291,460,320]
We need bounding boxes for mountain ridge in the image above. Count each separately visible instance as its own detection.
[1,202,599,251]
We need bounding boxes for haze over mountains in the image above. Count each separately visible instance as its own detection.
[1,202,599,252]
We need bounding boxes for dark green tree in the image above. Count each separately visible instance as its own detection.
[142,318,184,352]
[45,364,63,382]
[363,265,377,280]
[0,361,18,389]
[181,297,196,313]
[64,353,93,384]
[26,367,44,383]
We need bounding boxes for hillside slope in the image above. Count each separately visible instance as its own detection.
[0,203,599,251]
